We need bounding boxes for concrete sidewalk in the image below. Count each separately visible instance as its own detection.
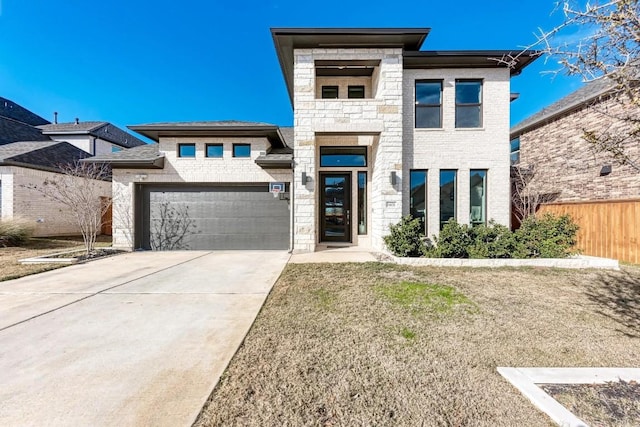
[0,250,289,427]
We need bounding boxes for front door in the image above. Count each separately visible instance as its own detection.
[320,173,351,242]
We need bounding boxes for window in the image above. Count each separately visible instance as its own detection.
[455,80,482,128]
[320,147,367,167]
[206,144,223,158]
[232,144,251,158]
[348,85,365,99]
[510,138,520,164]
[178,143,196,158]
[321,86,339,99]
[410,170,427,234]
[439,170,457,229]
[358,172,367,235]
[470,170,487,226]
[415,81,442,128]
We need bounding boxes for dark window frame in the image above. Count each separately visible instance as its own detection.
[348,85,365,99]
[205,143,224,158]
[409,169,428,235]
[319,146,368,167]
[415,80,443,129]
[455,79,483,128]
[232,143,251,158]
[321,86,339,99]
[177,143,196,158]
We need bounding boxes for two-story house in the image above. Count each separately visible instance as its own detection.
[91,28,537,252]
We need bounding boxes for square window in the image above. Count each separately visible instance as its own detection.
[321,86,339,99]
[455,80,482,128]
[233,144,251,158]
[415,81,442,128]
[206,144,223,158]
[348,85,365,99]
[178,143,196,158]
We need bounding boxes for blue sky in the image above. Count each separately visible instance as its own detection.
[0,0,585,135]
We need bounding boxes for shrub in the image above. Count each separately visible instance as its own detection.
[429,219,472,258]
[384,215,428,257]
[515,213,579,258]
[0,218,34,247]
[468,221,520,259]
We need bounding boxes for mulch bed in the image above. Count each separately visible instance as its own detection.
[541,380,640,426]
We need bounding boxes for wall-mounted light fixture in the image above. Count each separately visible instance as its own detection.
[600,165,612,176]
[390,171,397,186]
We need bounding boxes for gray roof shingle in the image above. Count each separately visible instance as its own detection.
[511,78,615,136]
[0,97,50,126]
[0,116,51,145]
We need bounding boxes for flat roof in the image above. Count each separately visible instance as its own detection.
[272,28,431,103]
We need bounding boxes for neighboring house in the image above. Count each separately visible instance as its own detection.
[89,27,537,252]
[0,97,142,236]
[511,79,640,263]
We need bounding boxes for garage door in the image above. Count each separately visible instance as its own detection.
[140,184,290,250]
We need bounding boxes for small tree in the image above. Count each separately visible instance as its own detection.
[26,162,111,255]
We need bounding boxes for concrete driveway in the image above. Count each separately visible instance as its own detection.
[0,250,289,426]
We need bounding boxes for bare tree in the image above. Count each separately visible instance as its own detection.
[500,0,640,170]
[25,162,112,255]
[511,164,560,224]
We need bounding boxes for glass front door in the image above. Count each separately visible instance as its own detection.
[320,173,351,242]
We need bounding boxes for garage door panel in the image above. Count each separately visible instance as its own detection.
[143,185,290,250]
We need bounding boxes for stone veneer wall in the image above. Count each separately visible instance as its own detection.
[0,166,112,237]
[518,97,640,202]
[402,68,512,238]
[293,48,404,252]
[111,136,292,249]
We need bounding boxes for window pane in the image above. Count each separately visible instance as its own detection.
[320,147,367,167]
[416,82,441,105]
[178,144,195,158]
[416,106,441,128]
[206,144,223,158]
[456,81,482,104]
[233,144,251,157]
[410,170,427,234]
[358,172,367,235]
[456,106,481,128]
[348,86,365,99]
[470,170,487,226]
[440,170,456,229]
[322,86,339,99]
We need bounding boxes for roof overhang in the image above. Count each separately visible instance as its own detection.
[403,50,540,76]
[127,124,288,148]
[272,28,431,103]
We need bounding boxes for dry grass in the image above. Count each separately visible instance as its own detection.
[0,236,112,281]
[196,263,640,427]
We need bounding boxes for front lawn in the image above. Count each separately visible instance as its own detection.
[196,263,640,426]
[0,236,112,281]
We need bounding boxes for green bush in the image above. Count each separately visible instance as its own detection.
[384,213,579,259]
[514,213,579,258]
[0,218,34,247]
[384,215,428,257]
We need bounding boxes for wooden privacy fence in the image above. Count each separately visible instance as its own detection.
[539,199,640,264]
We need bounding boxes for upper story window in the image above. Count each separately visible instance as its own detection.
[233,143,251,158]
[415,81,442,128]
[178,143,196,158]
[320,147,367,167]
[510,137,520,164]
[206,143,223,158]
[348,85,365,99]
[321,86,339,99]
[455,80,483,128]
